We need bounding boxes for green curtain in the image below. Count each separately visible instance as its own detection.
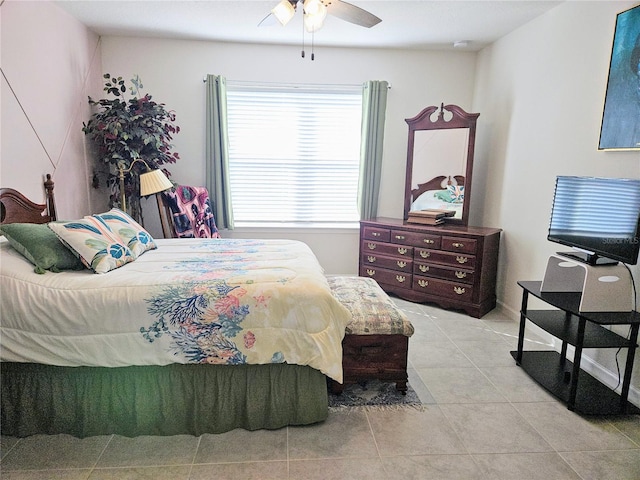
[205,74,234,230]
[358,80,389,220]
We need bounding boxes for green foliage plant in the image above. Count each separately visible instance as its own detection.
[83,74,180,221]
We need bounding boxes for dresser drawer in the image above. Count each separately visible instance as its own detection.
[362,241,414,258]
[362,253,413,272]
[412,275,474,302]
[415,248,476,269]
[390,230,441,249]
[362,226,391,242]
[442,236,477,254]
[413,262,475,285]
[360,265,412,290]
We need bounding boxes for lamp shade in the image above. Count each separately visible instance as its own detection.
[139,169,173,196]
[303,0,326,32]
[272,0,295,26]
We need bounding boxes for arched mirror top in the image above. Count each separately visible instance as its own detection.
[404,103,480,226]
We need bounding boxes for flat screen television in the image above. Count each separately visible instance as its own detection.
[548,176,640,266]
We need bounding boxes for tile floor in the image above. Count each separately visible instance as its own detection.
[1,299,639,479]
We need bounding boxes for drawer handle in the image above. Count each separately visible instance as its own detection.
[396,275,406,283]
[366,269,376,276]
[417,279,429,287]
[367,243,376,250]
[360,345,384,355]
[420,251,431,258]
[423,239,435,244]
[456,256,469,264]
[372,232,381,237]
[397,260,407,268]
[452,242,465,248]
[367,256,377,263]
[397,247,408,255]
[454,286,466,295]
[395,235,405,240]
[455,271,467,279]
[419,265,430,272]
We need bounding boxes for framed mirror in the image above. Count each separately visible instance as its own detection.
[403,104,480,226]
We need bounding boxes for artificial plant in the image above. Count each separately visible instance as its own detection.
[83,73,180,222]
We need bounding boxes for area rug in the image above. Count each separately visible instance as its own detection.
[328,380,422,411]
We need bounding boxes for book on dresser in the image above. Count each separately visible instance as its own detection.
[407,209,456,225]
[407,215,444,226]
[409,209,456,218]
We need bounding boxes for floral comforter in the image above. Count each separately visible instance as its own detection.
[0,238,351,382]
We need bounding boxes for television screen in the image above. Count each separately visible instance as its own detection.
[548,176,640,265]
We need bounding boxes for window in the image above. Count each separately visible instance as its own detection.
[226,82,362,225]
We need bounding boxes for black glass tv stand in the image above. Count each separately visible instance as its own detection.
[556,251,619,266]
[511,281,640,415]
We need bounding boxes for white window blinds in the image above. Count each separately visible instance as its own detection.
[226,82,362,224]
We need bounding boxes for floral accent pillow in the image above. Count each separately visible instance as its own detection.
[94,208,157,258]
[48,216,135,273]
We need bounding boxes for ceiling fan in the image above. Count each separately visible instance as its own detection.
[259,0,382,32]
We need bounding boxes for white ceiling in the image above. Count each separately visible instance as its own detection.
[55,0,564,51]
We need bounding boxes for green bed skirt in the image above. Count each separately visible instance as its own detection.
[1,362,329,438]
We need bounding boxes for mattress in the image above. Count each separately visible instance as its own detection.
[0,237,350,382]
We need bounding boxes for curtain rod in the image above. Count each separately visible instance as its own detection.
[202,76,391,89]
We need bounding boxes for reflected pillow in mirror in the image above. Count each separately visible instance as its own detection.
[433,185,465,203]
[447,185,464,203]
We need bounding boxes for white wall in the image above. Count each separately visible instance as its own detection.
[99,37,478,273]
[474,0,640,312]
[0,0,106,218]
[473,0,640,399]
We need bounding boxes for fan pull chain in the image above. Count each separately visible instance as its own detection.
[301,15,305,58]
[311,31,315,60]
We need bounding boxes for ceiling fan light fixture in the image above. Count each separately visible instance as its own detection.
[272,0,296,26]
[303,0,327,32]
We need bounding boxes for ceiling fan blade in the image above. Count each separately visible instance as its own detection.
[325,0,381,28]
[258,12,279,27]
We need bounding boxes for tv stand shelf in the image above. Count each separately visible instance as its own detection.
[512,281,640,415]
[524,310,637,349]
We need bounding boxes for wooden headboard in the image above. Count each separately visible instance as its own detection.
[0,174,57,225]
[411,174,464,201]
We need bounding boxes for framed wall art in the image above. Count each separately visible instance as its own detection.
[598,4,640,150]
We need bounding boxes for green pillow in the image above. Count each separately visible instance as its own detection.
[0,223,85,274]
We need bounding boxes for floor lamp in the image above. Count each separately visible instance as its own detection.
[118,159,173,217]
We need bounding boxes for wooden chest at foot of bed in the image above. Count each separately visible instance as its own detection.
[327,276,414,395]
[339,333,410,393]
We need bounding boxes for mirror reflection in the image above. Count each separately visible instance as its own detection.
[409,129,469,220]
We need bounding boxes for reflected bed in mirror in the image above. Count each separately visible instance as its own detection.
[404,104,479,226]
[410,174,465,219]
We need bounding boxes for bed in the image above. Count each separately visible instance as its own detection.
[410,174,465,219]
[0,175,350,438]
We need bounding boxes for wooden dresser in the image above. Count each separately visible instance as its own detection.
[359,217,501,318]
